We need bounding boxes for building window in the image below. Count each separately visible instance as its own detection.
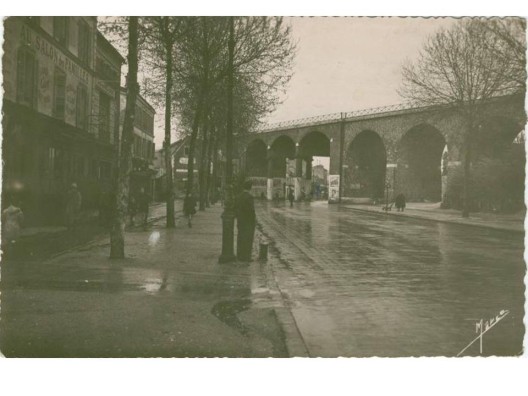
[53,68,67,119]
[47,147,56,174]
[53,17,69,47]
[149,114,154,134]
[78,20,91,66]
[100,161,111,180]
[98,92,111,142]
[76,84,89,130]
[16,47,37,107]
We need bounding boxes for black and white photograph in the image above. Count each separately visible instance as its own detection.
[0,2,527,394]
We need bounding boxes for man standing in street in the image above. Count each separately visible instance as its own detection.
[235,180,256,263]
[65,183,82,229]
[288,187,294,207]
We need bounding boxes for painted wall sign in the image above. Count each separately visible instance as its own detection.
[20,24,90,83]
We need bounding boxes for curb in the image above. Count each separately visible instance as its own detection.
[257,222,311,358]
[343,206,524,234]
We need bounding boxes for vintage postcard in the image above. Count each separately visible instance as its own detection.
[0,15,526,364]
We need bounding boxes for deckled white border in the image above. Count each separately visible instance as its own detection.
[0,1,527,395]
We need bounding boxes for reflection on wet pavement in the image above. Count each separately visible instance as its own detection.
[0,208,281,357]
[257,201,525,357]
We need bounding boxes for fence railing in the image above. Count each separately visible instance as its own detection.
[254,101,430,133]
[254,92,522,133]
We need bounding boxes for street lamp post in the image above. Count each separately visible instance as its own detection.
[384,180,391,211]
[219,17,237,264]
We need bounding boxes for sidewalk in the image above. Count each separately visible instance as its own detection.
[18,201,179,239]
[0,203,288,357]
[343,202,524,233]
[3,202,184,262]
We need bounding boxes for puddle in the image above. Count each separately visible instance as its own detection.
[211,299,252,335]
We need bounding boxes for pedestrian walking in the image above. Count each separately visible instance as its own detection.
[1,197,24,252]
[136,187,150,229]
[235,180,256,263]
[288,188,294,207]
[65,183,82,229]
[395,193,406,212]
[183,192,197,228]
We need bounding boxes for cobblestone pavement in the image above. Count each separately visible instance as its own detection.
[257,200,525,357]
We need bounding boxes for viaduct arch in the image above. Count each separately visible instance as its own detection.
[237,94,526,206]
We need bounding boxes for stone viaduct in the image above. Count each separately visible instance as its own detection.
[236,93,525,205]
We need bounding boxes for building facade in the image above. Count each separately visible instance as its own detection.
[119,88,156,199]
[153,138,199,201]
[2,17,124,225]
[152,136,224,202]
[171,137,199,195]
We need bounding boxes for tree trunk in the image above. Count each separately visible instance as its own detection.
[210,134,220,204]
[164,31,175,228]
[218,17,236,263]
[462,123,473,218]
[186,93,205,197]
[198,113,210,210]
[110,16,139,259]
[204,126,215,207]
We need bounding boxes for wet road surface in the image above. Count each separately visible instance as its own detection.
[257,201,525,357]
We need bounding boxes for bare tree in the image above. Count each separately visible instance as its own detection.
[110,16,139,258]
[481,18,527,90]
[400,18,524,217]
[174,17,295,201]
[140,17,186,228]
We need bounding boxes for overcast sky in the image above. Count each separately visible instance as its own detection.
[152,17,456,148]
[266,17,455,123]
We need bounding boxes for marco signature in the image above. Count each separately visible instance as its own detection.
[457,309,509,357]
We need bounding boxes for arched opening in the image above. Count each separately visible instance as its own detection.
[467,118,525,213]
[299,131,331,200]
[299,131,331,158]
[474,117,525,160]
[397,124,446,202]
[270,135,296,178]
[345,130,386,199]
[245,139,267,177]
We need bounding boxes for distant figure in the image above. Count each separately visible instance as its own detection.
[136,187,150,229]
[235,180,256,262]
[395,193,406,212]
[183,192,197,228]
[288,189,294,207]
[65,183,82,229]
[2,198,24,250]
[274,192,280,204]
